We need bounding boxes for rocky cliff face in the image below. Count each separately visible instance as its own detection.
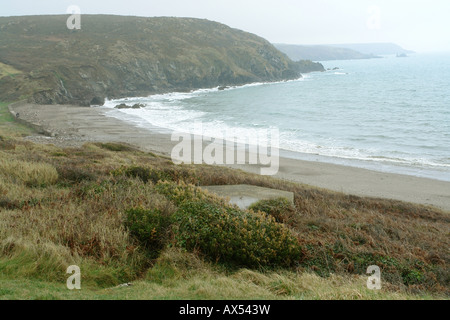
[0,15,324,106]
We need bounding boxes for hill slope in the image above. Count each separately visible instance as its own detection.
[274,44,378,61]
[0,15,323,106]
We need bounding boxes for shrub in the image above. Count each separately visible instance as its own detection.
[95,143,135,152]
[249,198,297,225]
[73,180,109,199]
[0,140,15,150]
[124,207,173,257]
[173,200,301,268]
[51,152,67,157]
[121,166,171,184]
[402,269,424,286]
[154,181,206,205]
[113,166,199,185]
[56,165,96,183]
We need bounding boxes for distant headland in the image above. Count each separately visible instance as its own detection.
[274,43,415,61]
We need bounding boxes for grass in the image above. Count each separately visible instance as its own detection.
[0,102,34,137]
[0,102,15,124]
[0,116,448,300]
[0,249,442,300]
[0,155,59,187]
[0,62,22,79]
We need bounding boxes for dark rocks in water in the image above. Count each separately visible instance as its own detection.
[115,103,145,109]
[333,67,340,70]
[396,53,408,58]
[218,86,230,91]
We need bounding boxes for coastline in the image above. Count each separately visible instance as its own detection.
[10,102,450,212]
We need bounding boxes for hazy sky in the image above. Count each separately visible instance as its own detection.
[2,0,450,52]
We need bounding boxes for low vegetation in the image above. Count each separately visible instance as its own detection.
[0,62,22,79]
[171,196,301,268]
[0,102,34,138]
[0,108,448,299]
[249,198,297,225]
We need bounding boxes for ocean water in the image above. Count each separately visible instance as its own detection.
[102,53,450,181]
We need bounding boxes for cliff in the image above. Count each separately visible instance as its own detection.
[0,15,324,106]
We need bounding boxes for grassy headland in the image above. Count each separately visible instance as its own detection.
[0,105,448,300]
[274,44,379,61]
[0,15,324,106]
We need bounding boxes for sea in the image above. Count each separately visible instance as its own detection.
[101,53,450,181]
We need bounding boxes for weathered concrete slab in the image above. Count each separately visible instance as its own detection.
[201,185,294,210]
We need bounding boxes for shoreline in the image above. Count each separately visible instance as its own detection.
[10,102,450,212]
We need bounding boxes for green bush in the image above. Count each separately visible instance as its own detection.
[124,208,173,257]
[122,166,152,183]
[155,181,301,268]
[73,180,109,199]
[173,200,301,268]
[249,198,296,224]
[154,181,206,205]
[402,269,424,286]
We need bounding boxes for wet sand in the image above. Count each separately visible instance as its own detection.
[10,102,450,212]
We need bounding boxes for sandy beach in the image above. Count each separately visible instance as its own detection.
[10,102,450,212]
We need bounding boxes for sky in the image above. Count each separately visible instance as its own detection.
[1,0,450,52]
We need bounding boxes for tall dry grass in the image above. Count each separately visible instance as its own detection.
[0,153,58,187]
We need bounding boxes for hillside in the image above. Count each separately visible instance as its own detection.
[274,44,378,61]
[0,15,324,106]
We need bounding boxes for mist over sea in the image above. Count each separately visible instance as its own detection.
[102,53,450,181]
